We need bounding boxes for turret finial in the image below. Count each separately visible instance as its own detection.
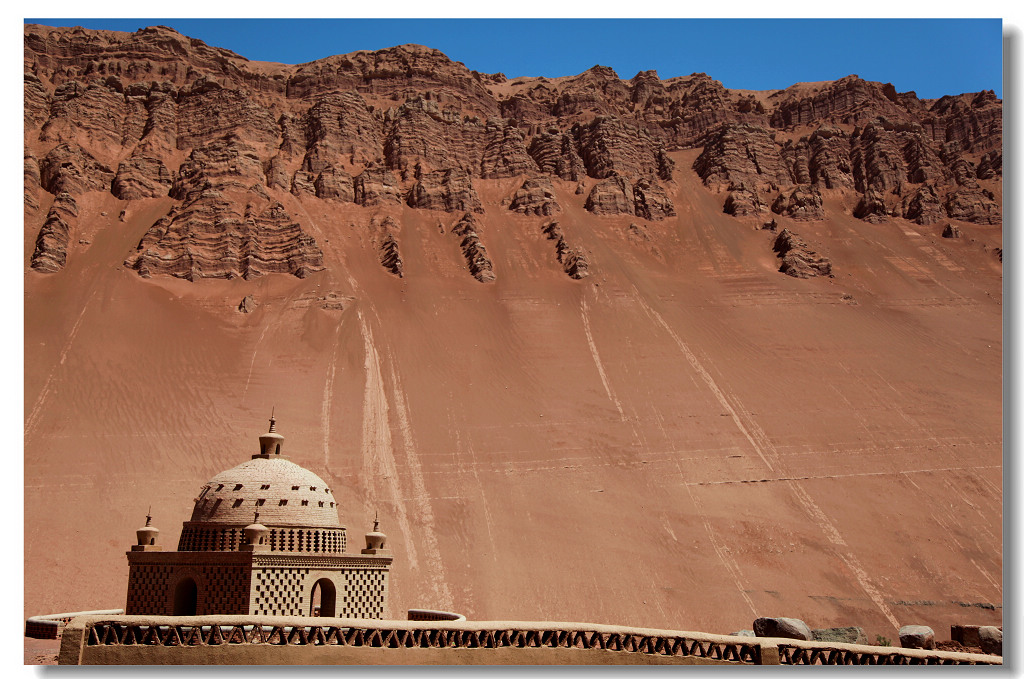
[268,407,277,433]
[145,506,152,527]
[254,510,260,524]
[373,510,379,532]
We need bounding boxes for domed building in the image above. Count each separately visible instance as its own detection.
[125,416,393,618]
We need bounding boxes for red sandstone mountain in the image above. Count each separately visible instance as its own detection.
[24,24,1001,642]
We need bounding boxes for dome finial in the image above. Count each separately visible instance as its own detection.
[373,510,379,532]
[254,510,260,524]
[268,407,277,433]
[145,506,152,527]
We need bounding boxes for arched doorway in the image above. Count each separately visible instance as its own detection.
[309,578,336,617]
[173,577,198,615]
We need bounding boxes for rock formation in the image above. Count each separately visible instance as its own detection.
[450,212,495,282]
[772,228,833,278]
[407,167,484,213]
[353,167,402,206]
[585,176,634,216]
[771,186,824,220]
[542,221,589,279]
[632,178,675,221]
[124,195,324,280]
[31,193,79,273]
[508,178,560,216]
[22,22,1001,283]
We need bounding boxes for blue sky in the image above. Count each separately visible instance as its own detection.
[24,18,1003,99]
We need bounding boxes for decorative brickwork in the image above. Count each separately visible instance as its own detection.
[342,568,388,619]
[124,419,391,620]
[252,567,309,616]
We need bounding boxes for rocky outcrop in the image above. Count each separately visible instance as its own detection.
[383,96,482,175]
[22,23,1003,282]
[125,194,324,280]
[407,167,483,213]
[25,150,41,210]
[450,212,495,282]
[353,167,402,206]
[39,143,115,195]
[479,119,537,178]
[30,193,79,273]
[773,228,832,278]
[301,91,383,170]
[753,617,813,641]
[770,76,916,129]
[942,224,961,239]
[541,221,589,279]
[572,116,672,180]
[898,625,935,650]
[723,183,767,217]
[901,184,945,225]
[171,138,265,201]
[632,178,675,221]
[585,176,633,215]
[771,186,824,220]
[378,233,404,278]
[507,178,560,216]
[976,150,1001,180]
[944,188,1001,225]
[693,123,792,192]
[238,294,256,313]
[313,166,354,201]
[527,130,585,181]
[853,189,892,223]
[112,156,173,199]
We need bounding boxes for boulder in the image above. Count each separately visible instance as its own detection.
[238,295,256,313]
[753,617,813,641]
[978,626,1001,655]
[898,625,935,650]
[941,224,961,239]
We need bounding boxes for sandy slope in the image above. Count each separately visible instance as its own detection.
[23,150,1001,640]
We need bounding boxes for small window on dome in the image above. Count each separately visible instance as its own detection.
[318,501,324,508]
[330,502,334,508]
[279,499,287,506]
[301,500,309,506]
[256,499,265,506]
[310,486,316,491]
[234,484,243,491]
[232,499,243,508]
[292,485,299,491]
[216,484,224,491]
[261,484,270,490]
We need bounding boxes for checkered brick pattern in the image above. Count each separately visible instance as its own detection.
[197,565,249,614]
[251,567,310,616]
[126,564,175,614]
[341,568,388,619]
